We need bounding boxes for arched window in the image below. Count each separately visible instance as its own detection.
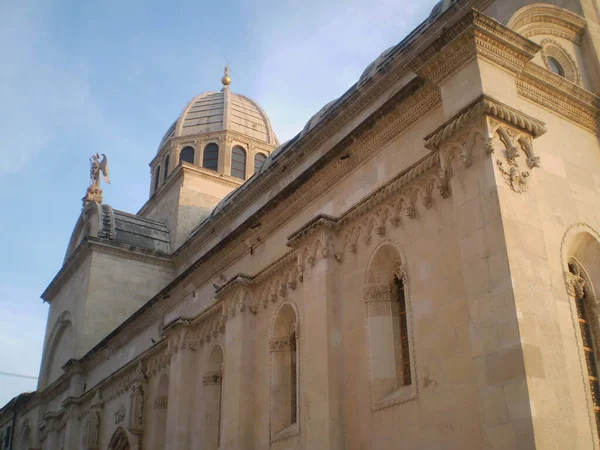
[364,244,414,409]
[231,146,247,179]
[203,346,224,449]
[203,143,219,171]
[547,56,565,77]
[567,258,600,435]
[180,146,195,165]
[154,166,161,192]
[153,373,169,449]
[254,153,267,174]
[164,155,170,181]
[270,304,299,437]
[108,427,131,450]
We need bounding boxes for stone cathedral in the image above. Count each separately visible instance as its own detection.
[4,0,600,448]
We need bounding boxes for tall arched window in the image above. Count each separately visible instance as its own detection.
[203,143,219,171]
[364,244,415,409]
[203,345,224,450]
[567,259,600,435]
[180,146,195,164]
[254,153,267,174]
[163,155,170,181]
[153,373,169,449]
[270,303,299,437]
[154,166,161,192]
[231,146,247,179]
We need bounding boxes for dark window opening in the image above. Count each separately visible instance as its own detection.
[180,146,195,165]
[231,146,247,179]
[203,143,219,171]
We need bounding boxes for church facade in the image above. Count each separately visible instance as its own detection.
[4,0,600,448]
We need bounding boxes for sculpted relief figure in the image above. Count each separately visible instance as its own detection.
[83,153,110,205]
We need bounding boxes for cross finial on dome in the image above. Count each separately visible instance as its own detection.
[222,64,231,86]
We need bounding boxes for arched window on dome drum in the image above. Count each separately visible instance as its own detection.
[154,166,161,192]
[180,146,195,165]
[164,155,170,181]
[203,143,219,171]
[231,146,247,179]
[254,153,267,174]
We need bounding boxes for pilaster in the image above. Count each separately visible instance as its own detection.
[220,291,257,449]
[300,248,344,449]
[164,325,195,450]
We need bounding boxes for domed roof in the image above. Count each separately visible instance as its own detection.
[158,79,278,153]
[428,0,457,23]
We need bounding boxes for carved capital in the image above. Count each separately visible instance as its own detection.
[153,396,168,409]
[364,285,392,303]
[566,270,586,299]
[202,371,222,385]
[269,337,295,352]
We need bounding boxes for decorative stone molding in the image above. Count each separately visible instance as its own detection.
[129,382,145,435]
[424,95,546,150]
[202,371,222,386]
[269,337,295,352]
[516,62,600,134]
[540,38,581,85]
[566,266,587,299]
[153,396,168,409]
[363,285,392,303]
[507,4,586,45]
[114,405,126,425]
[412,10,541,82]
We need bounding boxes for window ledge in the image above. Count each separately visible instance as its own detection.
[271,422,299,443]
[372,383,417,412]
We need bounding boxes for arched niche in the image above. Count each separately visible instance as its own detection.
[364,242,415,409]
[40,311,75,388]
[562,225,600,442]
[203,344,224,450]
[270,303,299,438]
[108,427,130,450]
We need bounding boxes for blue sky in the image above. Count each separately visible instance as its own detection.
[0,0,438,406]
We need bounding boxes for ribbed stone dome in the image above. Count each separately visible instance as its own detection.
[158,87,279,153]
[428,0,457,23]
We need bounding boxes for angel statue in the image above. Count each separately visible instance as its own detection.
[90,153,110,188]
[83,153,110,206]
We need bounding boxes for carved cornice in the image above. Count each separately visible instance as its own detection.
[424,95,546,150]
[517,62,600,134]
[412,10,541,83]
[507,4,586,45]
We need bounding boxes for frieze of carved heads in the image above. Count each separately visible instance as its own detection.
[129,382,146,435]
